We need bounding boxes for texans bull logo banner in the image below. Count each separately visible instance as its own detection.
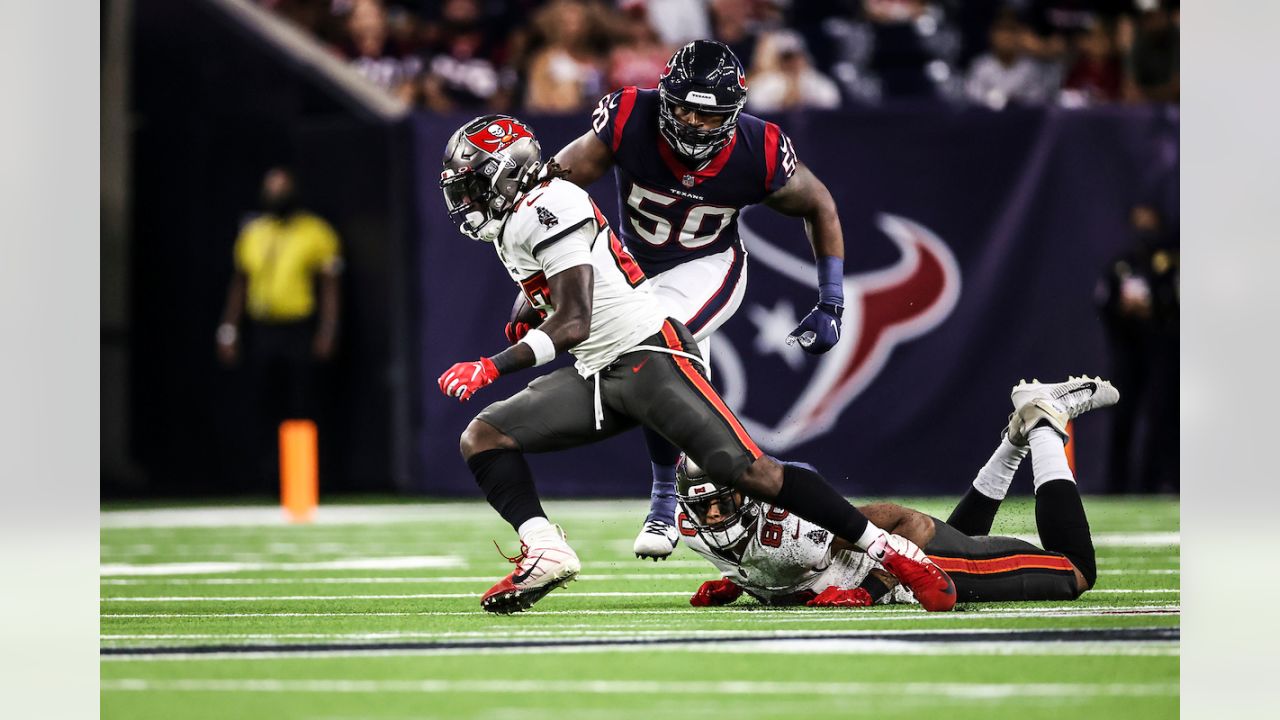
[413,108,1178,495]
[715,212,960,453]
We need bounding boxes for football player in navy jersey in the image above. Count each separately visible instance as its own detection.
[546,40,849,559]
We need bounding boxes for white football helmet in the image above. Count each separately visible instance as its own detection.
[675,454,759,550]
[440,114,543,242]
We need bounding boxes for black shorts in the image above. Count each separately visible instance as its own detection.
[477,319,763,483]
[924,518,1081,602]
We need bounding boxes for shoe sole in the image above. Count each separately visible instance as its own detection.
[634,532,679,561]
[634,548,675,561]
[481,566,580,615]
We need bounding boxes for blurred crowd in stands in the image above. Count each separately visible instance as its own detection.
[260,0,1178,113]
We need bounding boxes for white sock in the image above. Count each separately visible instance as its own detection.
[855,522,888,556]
[972,438,1029,500]
[1029,427,1075,492]
[517,517,552,540]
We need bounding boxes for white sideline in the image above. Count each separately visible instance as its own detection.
[99,678,1178,699]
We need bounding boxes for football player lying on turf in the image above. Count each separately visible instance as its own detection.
[678,377,1117,607]
[435,114,956,614]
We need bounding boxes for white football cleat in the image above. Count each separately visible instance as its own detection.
[481,524,581,614]
[1005,376,1119,445]
[1011,375,1119,417]
[633,519,680,561]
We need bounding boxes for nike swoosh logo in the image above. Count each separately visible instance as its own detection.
[1052,382,1096,400]
[511,553,544,584]
[523,192,545,208]
[632,357,649,373]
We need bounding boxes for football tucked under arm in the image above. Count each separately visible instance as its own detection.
[505,291,544,345]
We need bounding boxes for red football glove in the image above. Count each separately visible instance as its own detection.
[690,578,743,607]
[438,357,500,402]
[806,586,874,608]
[504,321,532,345]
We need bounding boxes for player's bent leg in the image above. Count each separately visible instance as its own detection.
[461,418,582,614]
[465,368,633,613]
[632,251,745,560]
[946,435,1029,536]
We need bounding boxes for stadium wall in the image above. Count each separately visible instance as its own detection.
[410,105,1179,496]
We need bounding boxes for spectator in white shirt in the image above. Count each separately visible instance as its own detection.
[965,13,1057,110]
[747,31,842,113]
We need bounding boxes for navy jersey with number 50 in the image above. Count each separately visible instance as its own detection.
[591,86,797,276]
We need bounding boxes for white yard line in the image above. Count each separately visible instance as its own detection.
[99,557,465,576]
[101,502,642,528]
[99,678,1178,698]
[1012,532,1178,547]
[102,603,1180,620]
[100,573,708,586]
[102,592,693,602]
[101,589,1179,603]
[100,569,1178,586]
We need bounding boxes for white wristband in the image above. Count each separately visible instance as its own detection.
[519,328,556,367]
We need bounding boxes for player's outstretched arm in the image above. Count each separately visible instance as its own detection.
[437,265,594,402]
[762,163,846,354]
[551,131,614,189]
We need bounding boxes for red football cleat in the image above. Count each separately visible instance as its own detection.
[481,525,581,614]
[872,534,957,612]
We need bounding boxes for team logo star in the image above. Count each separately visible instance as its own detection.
[747,300,808,371]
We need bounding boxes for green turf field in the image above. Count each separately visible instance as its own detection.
[101,497,1179,719]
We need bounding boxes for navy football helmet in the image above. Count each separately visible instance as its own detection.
[657,40,748,163]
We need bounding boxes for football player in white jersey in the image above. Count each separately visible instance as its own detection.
[435,114,957,614]
[679,377,1118,607]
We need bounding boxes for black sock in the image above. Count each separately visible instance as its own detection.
[946,486,1003,536]
[467,449,547,533]
[1035,479,1096,588]
[860,574,892,603]
[642,426,682,466]
[773,463,871,547]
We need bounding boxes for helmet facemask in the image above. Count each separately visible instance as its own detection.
[658,87,743,164]
[676,455,759,550]
[440,115,543,243]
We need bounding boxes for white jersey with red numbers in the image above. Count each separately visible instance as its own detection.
[495,177,667,377]
[680,504,917,605]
